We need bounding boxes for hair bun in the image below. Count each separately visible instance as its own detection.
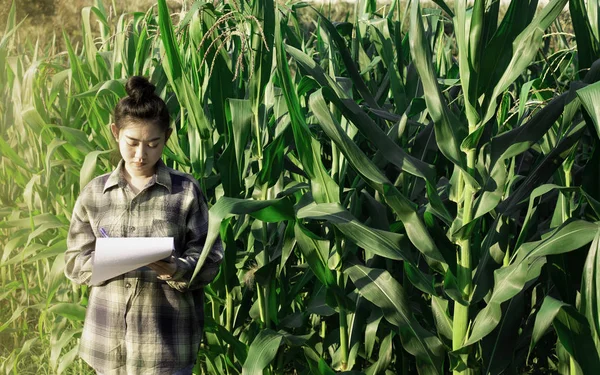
[125,76,156,102]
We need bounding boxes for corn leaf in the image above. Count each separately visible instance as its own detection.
[345,259,444,375]
[242,329,282,375]
[310,89,446,266]
[275,11,339,204]
[409,1,474,186]
[569,0,600,73]
[529,296,600,373]
[48,303,86,322]
[580,231,600,354]
[191,197,294,284]
[577,80,600,138]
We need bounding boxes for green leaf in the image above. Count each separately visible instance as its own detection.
[569,0,600,73]
[249,0,275,110]
[467,221,598,345]
[0,213,63,230]
[580,231,600,352]
[520,220,599,261]
[0,306,27,333]
[227,98,253,179]
[297,202,408,261]
[481,291,526,375]
[57,345,79,375]
[464,302,502,346]
[478,0,568,125]
[47,253,66,304]
[275,12,339,204]
[191,197,294,284]
[286,45,438,186]
[256,136,286,189]
[242,329,282,375]
[364,309,384,359]
[48,303,86,322]
[367,19,408,112]
[498,121,586,214]
[454,0,483,129]
[529,296,600,374]
[80,150,112,189]
[409,1,474,186]
[50,327,80,372]
[294,223,336,288]
[45,138,68,185]
[365,331,394,375]
[490,90,569,164]
[23,239,66,265]
[345,260,444,374]
[0,136,28,169]
[82,6,100,78]
[473,90,572,221]
[431,296,453,342]
[73,79,126,99]
[298,201,437,295]
[431,0,454,17]
[577,80,600,139]
[157,0,213,176]
[313,9,379,109]
[316,358,336,375]
[309,89,446,267]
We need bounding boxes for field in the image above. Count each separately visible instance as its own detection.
[2,0,600,374]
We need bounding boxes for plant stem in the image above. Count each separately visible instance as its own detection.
[253,103,271,328]
[256,279,268,328]
[260,184,272,329]
[225,285,233,331]
[334,231,348,370]
[336,271,349,371]
[563,165,577,374]
[254,107,263,163]
[570,358,579,375]
[453,147,476,375]
[225,283,233,374]
[562,165,572,221]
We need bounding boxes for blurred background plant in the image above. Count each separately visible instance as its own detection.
[1,0,600,374]
[0,0,185,50]
[0,0,438,51]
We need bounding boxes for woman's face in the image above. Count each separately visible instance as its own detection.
[111,120,172,178]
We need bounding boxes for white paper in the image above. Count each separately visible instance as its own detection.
[91,237,174,285]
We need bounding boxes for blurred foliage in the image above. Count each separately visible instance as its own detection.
[0,0,185,50]
[0,0,398,50]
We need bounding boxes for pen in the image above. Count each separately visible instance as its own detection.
[99,227,109,238]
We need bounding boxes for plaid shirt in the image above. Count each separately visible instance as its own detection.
[65,159,223,375]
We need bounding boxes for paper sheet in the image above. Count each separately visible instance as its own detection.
[91,237,174,285]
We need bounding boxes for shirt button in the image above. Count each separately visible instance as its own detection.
[125,282,131,288]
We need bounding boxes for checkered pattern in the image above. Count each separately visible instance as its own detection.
[65,159,223,375]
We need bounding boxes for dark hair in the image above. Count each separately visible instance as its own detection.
[114,76,170,132]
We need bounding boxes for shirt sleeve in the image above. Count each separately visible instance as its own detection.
[64,195,96,285]
[166,192,223,292]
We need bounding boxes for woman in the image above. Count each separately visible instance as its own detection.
[65,76,223,375]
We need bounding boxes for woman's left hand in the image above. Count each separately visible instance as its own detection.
[148,255,178,279]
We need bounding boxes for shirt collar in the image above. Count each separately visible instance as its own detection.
[103,159,172,193]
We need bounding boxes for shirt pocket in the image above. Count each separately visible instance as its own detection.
[152,219,186,255]
[95,211,128,238]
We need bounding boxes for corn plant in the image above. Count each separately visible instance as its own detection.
[3,0,600,374]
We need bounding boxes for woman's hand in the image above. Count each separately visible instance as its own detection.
[148,255,178,279]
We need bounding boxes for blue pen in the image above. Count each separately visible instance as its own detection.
[99,227,109,238]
